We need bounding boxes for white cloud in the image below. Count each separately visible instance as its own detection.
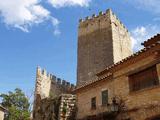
[0,0,93,33]
[127,0,160,51]
[53,29,61,36]
[0,0,60,34]
[51,17,61,35]
[51,17,61,36]
[130,0,160,14]
[48,0,91,8]
[131,25,160,51]
[51,17,60,26]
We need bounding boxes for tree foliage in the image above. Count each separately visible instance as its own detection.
[0,88,30,120]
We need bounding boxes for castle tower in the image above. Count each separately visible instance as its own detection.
[77,9,132,86]
[34,67,51,99]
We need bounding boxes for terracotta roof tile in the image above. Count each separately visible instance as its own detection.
[75,73,112,91]
[142,33,160,47]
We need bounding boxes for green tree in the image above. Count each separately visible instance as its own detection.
[0,88,30,120]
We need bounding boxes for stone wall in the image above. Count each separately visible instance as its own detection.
[33,97,58,120]
[0,110,4,120]
[0,106,7,120]
[33,67,76,120]
[76,51,160,120]
[77,9,132,87]
[34,67,75,100]
[33,94,76,120]
[110,11,132,63]
[59,94,76,120]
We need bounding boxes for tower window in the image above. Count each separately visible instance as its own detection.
[91,97,96,109]
[101,90,108,106]
[129,65,159,92]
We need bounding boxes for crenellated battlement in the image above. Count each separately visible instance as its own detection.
[50,77,76,91]
[78,9,128,33]
[111,11,128,32]
[79,9,111,23]
[38,67,75,90]
[35,66,75,99]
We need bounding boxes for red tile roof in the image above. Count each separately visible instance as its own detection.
[75,73,112,91]
[142,33,160,47]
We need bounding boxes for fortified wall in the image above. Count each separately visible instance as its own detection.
[34,66,75,99]
[33,67,76,120]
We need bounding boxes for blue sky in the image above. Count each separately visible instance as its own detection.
[0,0,160,96]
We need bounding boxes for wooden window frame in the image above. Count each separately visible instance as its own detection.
[101,90,108,106]
[129,65,159,92]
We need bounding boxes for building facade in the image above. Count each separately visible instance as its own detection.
[75,34,160,120]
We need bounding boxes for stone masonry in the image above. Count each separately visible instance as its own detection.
[33,67,76,120]
[77,9,132,86]
[0,106,7,120]
[0,110,4,120]
[34,67,75,99]
[59,94,76,120]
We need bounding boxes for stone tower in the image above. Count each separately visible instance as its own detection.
[77,9,132,86]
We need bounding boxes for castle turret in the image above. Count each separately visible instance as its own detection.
[34,67,51,99]
[77,9,132,86]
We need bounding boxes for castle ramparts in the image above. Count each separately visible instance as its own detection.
[35,66,75,99]
[33,67,76,120]
[79,9,128,33]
